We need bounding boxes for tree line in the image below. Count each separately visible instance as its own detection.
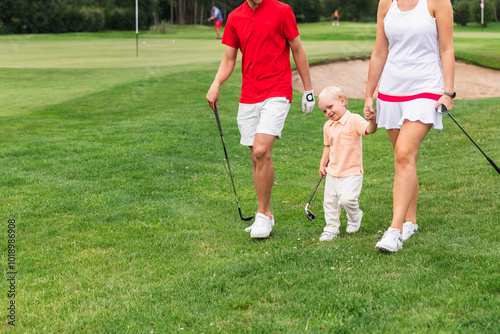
[0,0,498,34]
[0,0,380,34]
[0,0,155,33]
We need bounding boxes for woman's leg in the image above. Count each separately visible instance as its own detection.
[388,121,432,232]
[387,129,419,225]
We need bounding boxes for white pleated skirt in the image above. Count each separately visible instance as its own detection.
[376,98,443,130]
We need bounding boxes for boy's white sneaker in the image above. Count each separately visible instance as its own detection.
[319,231,337,242]
[375,227,403,252]
[346,210,363,233]
[249,213,274,239]
[402,222,418,241]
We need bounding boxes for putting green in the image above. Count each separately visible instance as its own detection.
[0,36,373,116]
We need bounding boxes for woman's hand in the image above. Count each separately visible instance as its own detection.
[364,97,376,120]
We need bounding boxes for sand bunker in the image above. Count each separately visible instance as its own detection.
[292,58,500,100]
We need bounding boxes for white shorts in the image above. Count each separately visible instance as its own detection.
[376,99,443,130]
[237,97,291,146]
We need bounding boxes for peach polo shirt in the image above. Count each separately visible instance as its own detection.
[323,110,370,177]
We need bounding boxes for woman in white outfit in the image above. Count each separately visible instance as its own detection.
[364,0,455,252]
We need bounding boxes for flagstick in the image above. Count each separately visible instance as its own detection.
[136,0,139,57]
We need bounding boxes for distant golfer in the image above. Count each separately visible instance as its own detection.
[332,10,339,26]
[206,0,315,239]
[207,4,223,40]
[364,0,455,252]
[317,87,377,242]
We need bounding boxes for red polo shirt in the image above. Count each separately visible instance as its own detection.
[222,0,299,103]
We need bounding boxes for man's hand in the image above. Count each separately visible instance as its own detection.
[302,90,315,115]
[206,83,220,111]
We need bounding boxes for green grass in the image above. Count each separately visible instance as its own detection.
[0,23,499,333]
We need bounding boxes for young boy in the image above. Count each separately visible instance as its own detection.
[317,86,377,241]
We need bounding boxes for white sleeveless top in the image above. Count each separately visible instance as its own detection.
[378,0,444,98]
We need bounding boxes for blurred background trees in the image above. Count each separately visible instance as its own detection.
[0,0,498,34]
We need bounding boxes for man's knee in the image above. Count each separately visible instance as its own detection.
[251,136,276,163]
[252,145,272,163]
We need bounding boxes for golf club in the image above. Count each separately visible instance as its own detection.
[305,174,325,221]
[438,105,500,175]
[214,106,254,221]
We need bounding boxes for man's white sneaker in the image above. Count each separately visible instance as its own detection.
[249,213,274,239]
[375,227,403,252]
[319,231,337,242]
[346,210,363,233]
[402,222,418,241]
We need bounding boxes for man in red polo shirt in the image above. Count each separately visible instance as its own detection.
[206,0,314,239]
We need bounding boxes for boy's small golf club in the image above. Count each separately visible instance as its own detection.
[438,105,500,174]
[305,174,325,221]
[214,105,254,221]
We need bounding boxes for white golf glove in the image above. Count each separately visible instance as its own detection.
[302,90,315,115]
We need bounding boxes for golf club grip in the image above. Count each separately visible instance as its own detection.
[214,106,223,137]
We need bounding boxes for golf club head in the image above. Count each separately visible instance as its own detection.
[305,209,316,221]
[239,208,254,221]
[305,204,317,221]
